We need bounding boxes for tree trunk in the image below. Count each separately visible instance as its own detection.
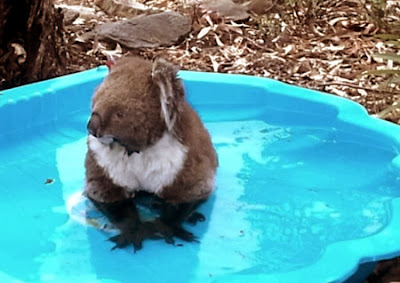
[0,0,65,90]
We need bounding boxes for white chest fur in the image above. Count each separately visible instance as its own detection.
[88,133,188,194]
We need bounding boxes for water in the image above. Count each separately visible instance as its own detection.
[0,118,399,282]
[205,120,400,275]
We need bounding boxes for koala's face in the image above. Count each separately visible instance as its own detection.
[87,57,169,154]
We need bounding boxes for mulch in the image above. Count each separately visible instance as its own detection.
[59,0,400,121]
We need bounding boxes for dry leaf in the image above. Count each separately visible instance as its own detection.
[100,43,123,58]
[208,55,220,72]
[204,14,214,26]
[72,17,86,25]
[44,178,55,185]
[197,26,212,39]
[329,87,348,97]
[226,25,243,35]
[11,43,26,64]
[215,34,224,47]
[282,45,293,55]
[329,17,348,26]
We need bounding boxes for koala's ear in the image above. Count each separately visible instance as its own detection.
[151,57,184,131]
[105,54,116,70]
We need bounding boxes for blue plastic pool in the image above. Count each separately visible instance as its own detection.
[2,67,400,282]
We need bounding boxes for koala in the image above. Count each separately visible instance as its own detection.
[84,56,218,251]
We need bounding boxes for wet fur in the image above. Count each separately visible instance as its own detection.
[85,57,218,250]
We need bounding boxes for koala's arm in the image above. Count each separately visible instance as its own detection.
[149,104,218,242]
[160,102,218,204]
[85,149,131,203]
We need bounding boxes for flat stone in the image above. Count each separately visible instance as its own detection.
[94,0,158,18]
[96,11,192,48]
[201,0,249,21]
[247,0,277,15]
[62,8,80,26]
[56,4,97,25]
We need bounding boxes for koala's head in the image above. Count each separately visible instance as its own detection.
[87,56,185,154]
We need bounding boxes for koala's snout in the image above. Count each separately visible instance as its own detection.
[87,113,102,137]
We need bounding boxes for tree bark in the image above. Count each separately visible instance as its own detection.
[0,0,65,90]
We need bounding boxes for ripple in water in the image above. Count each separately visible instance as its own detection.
[201,120,400,274]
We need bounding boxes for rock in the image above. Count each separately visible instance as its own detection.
[62,8,80,26]
[201,0,249,21]
[246,0,277,15]
[94,0,159,18]
[96,11,192,48]
[56,4,98,23]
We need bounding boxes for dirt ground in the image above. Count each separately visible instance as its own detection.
[57,0,400,121]
[55,0,400,282]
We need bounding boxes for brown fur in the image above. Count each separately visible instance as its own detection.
[160,100,218,203]
[89,57,166,153]
[85,56,218,204]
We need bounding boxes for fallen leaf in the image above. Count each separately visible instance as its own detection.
[328,17,348,26]
[44,178,55,185]
[197,26,212,39]
[100,43,123,58]
[214,34,224,47]
[282,44,293,55]
[204,14,214,27]
[72,17,86,25]
[329,87,348,97]
[208,55,220,72]
[11,43,26,64]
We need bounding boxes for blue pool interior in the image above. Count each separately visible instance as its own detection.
[2,67,400,282]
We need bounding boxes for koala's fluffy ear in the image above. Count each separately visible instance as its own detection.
[105,54,116,70]
[151,57,185,131]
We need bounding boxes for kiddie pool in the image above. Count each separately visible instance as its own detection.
[2,67,400,283]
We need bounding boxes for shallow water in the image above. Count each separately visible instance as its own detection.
[206,120,400,275]
[0,119,399,281]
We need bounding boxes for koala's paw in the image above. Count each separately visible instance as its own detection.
[109,222,161,252]
[153,219,199,245]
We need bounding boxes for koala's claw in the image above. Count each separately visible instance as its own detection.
[153,219,199,245]
[187,212,205,225]
[109,233,143,252]
[109,222,160,252]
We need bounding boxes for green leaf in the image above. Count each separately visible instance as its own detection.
[372,53,400,63]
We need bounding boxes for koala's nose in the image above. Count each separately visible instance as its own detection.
[87,113,102,137]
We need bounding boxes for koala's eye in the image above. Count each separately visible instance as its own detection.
[115,111,124,118]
